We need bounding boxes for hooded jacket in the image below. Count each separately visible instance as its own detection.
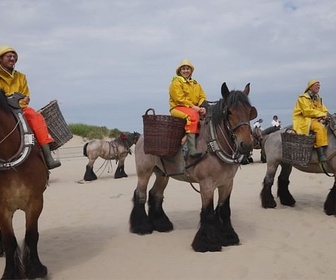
[292,92,328,135]
[169,76,206,110]
[0,65,30,108]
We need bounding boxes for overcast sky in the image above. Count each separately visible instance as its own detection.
[1,0,335,133]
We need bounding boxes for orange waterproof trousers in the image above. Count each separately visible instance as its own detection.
[310,119,328,147]
[170,106,200,134]
[23,107,54,146]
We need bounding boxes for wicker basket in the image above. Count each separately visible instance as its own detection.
[38,100,73,151]
[281,129,315,166]
[143,108,186,157]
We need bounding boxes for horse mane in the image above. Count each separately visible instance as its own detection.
[0,89,11,114]
[211,90,251,127]
[116,132,140,147]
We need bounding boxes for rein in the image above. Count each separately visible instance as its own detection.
[207,115,247,164]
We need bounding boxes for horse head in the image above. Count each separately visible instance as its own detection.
[252,127,263,149]
[132,131,141,144]
[211,82,257,157]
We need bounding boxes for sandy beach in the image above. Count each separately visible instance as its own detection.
[1,135,336,280]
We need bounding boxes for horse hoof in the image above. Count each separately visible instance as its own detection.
[26,264,48,279]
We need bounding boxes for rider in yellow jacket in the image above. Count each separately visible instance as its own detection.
[292,79,329,162]
[0,45,61,169]
[169,59,207,157]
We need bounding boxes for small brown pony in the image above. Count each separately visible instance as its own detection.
[130,82,257,252]
[0,90,49,279]
[83,132,140,181]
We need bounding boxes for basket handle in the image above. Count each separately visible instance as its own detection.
[145,108,156,115]
[285,128,297,134]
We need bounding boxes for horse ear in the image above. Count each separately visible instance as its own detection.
[221,82,230,98]
[250,106,258,120]
[243,83,250,96]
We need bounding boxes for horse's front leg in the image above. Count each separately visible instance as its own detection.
[324,180,336,216]
[23,199,47,279]
[114,157,128,179]
[0,214,23,280]
[0,229,3,257]
[192,185,221,252]
[148,174,173,232]
[216,190,240,247]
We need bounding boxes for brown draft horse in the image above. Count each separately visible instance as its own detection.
[0,90,49,279]
[130,82,257,252]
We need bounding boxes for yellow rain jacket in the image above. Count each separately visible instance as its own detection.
[0,65,53,145]
[169,76,206,110]
[292,92,328,135]
[0,65,30,108]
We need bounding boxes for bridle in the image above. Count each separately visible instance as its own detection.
[207,104,252,164]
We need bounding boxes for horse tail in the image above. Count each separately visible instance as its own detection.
[83,143,89,157]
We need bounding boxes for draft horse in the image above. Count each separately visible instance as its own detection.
[260,115,336,215]
[130,82,257,252]
[83,132,140,181]
[0,90,49,279]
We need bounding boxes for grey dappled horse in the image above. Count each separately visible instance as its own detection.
[130,82,258,252]
[83,132,140,181]
[260,115,336,215]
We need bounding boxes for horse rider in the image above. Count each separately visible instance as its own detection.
[169,59,208,158]
[253,118,263,130]
[292,79,329,162]
[0,45,61,169]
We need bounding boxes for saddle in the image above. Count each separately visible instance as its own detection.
[0,93,35,170]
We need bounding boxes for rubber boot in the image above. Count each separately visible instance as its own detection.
[42,144,61,169]
[187,134,202,158]
[316,147,327,162]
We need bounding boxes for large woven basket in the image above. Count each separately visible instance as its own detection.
[38,100,73,151]
[281,129,315,166]
[143,108,186,157]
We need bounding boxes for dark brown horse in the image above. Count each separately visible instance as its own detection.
[130,82,257,252]
[0,90,49,279]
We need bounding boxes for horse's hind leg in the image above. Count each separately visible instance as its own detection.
[114,163,128,179]
[216,194,239,247]
[84,164,97,181]
[277,163,295,207]
[23,199,47,279]
[148,174,173,232]
[324,181,336,216]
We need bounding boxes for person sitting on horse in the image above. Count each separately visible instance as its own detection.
[292,79,329,162]
[0,45,61,169]
[271,115,281,128]
[169,59,208,158]
[253,118,263,130]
